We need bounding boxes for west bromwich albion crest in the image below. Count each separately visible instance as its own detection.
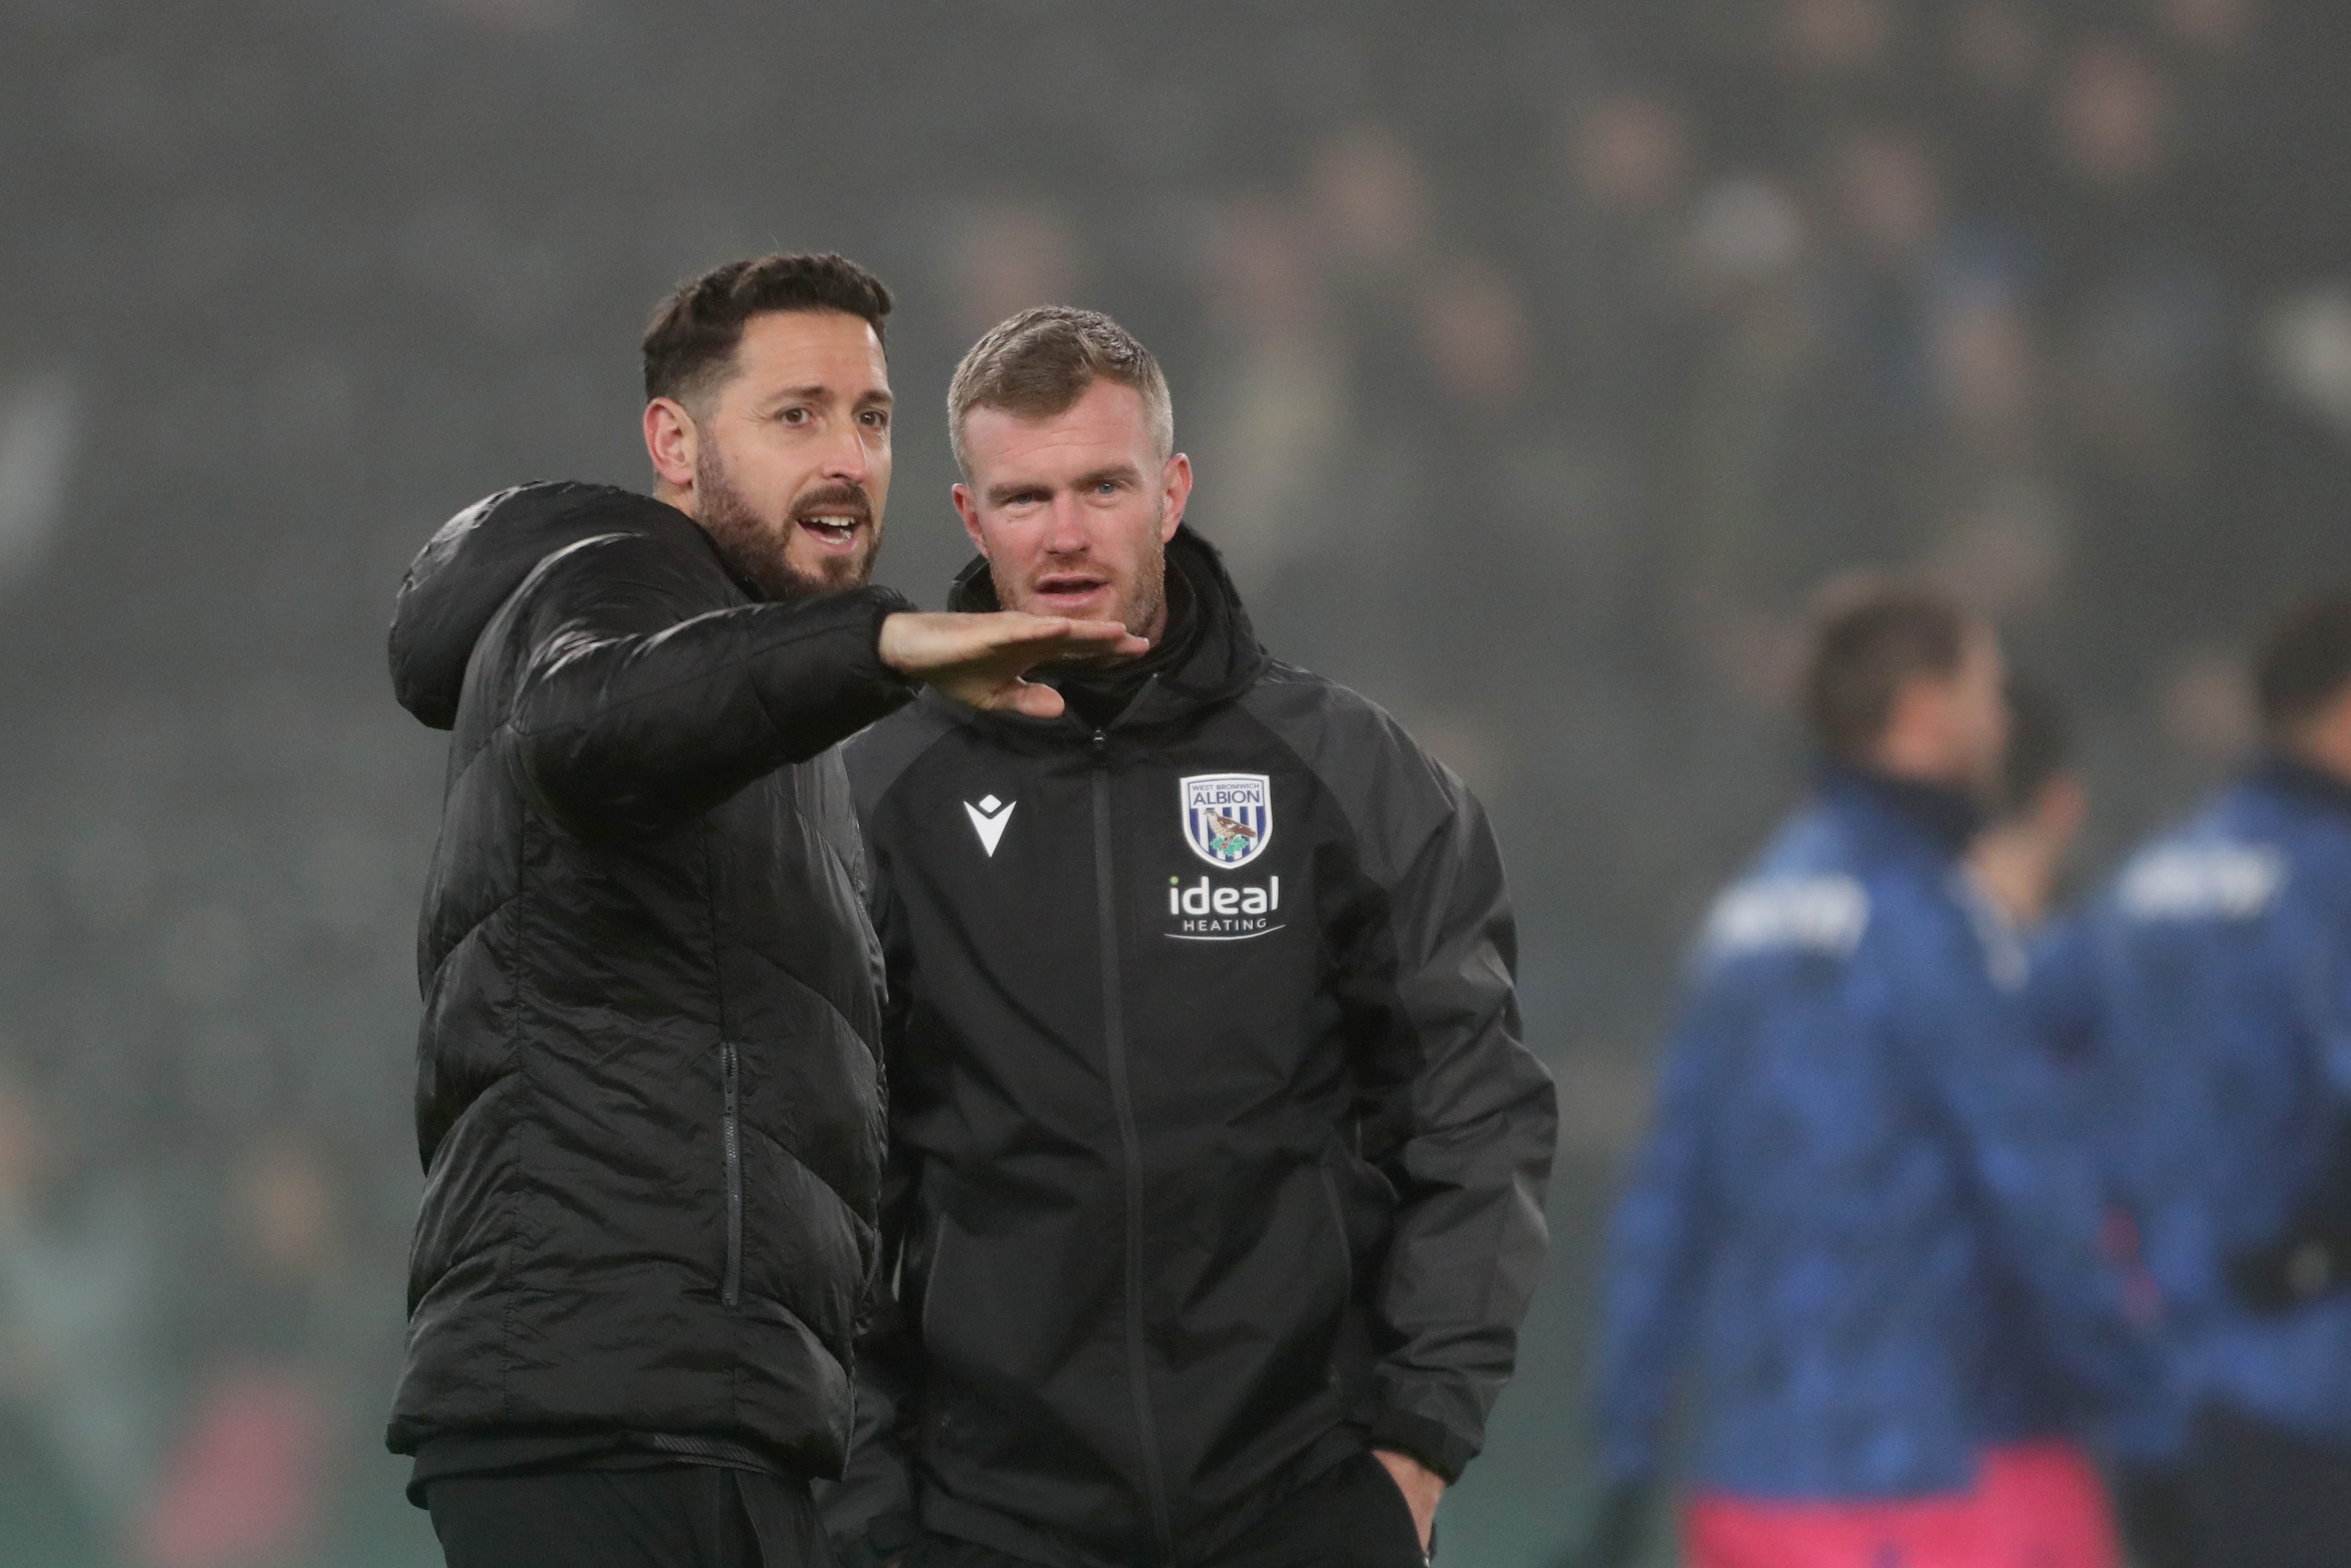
[1181,773,1273,870]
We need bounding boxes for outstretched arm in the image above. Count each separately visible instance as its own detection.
[510,533,1140,836]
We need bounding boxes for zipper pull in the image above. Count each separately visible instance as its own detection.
[1092,729,1109,764]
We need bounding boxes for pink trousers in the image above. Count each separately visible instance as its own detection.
[1683,1441,2121,1568]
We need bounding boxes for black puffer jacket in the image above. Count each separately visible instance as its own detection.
[383,481,916,1472]
[827,529,1557,1568]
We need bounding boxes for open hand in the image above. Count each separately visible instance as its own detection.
[879,612,1147,719]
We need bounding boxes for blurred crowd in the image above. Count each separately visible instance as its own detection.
[2,1,2349,1563]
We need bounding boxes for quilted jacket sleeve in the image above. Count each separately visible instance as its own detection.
[507,531,915,837]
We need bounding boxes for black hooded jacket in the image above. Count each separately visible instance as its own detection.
[827,527,1557,1568]
[382,481,918,1475]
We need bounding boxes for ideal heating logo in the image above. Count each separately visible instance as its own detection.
[1165,874,1284,941]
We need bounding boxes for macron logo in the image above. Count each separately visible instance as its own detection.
[964,795,1015,857]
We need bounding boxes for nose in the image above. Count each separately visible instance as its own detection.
[819,418,871,485]
[1042,493,1089,555]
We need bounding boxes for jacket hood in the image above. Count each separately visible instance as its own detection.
[389,482,694,729]
[945,523,1268,723]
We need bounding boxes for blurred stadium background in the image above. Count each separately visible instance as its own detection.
[3,1,2349,1563]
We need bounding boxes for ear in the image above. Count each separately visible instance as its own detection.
[951,484,989,557]
[1159,452,1193,541]
[644,398,699,490]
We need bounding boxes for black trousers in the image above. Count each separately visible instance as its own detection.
[427,1464,833,1568]
[2192,1402,2351,1568]
[905,1452,1427,1568]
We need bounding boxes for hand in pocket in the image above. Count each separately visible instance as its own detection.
[1371,1449,1443,1554]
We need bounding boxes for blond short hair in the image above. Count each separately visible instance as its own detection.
[947,306,1173,475]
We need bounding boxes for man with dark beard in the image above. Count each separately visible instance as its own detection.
[382,255,1142,1568]
[823,308,1556,1568]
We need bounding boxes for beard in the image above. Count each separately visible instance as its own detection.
[1115,535,1167,641]
[694,446,879,603]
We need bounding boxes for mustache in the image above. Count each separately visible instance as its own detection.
[790,484,875,527]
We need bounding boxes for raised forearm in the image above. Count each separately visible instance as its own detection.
[516,584,915,834]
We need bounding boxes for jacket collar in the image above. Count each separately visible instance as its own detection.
[1818,762,1985,860]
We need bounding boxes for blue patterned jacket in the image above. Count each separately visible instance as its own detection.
[1975,916,2111,1448]
[2081,759,2351,1452]
[1593,770,2153,1498]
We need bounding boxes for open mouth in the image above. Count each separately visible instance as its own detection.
[798,514,867,553]
[1033,573,1111,609]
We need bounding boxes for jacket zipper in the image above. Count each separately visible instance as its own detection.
[1091,729,1175,1556]
[721,1040,743,1309]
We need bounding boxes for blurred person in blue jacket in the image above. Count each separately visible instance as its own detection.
[1973,680,2201,1568]
[1571,579,2152,1568]
[2089,589,2351,1568]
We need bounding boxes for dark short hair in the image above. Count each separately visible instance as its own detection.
[2254,588,2351,732]
[947,306,1172,474]
[1801,575,1978,762]
[641,252,892,407]
[1997,673,2072,818]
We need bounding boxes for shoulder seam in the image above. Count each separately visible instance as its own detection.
[1237,672,1461,889]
